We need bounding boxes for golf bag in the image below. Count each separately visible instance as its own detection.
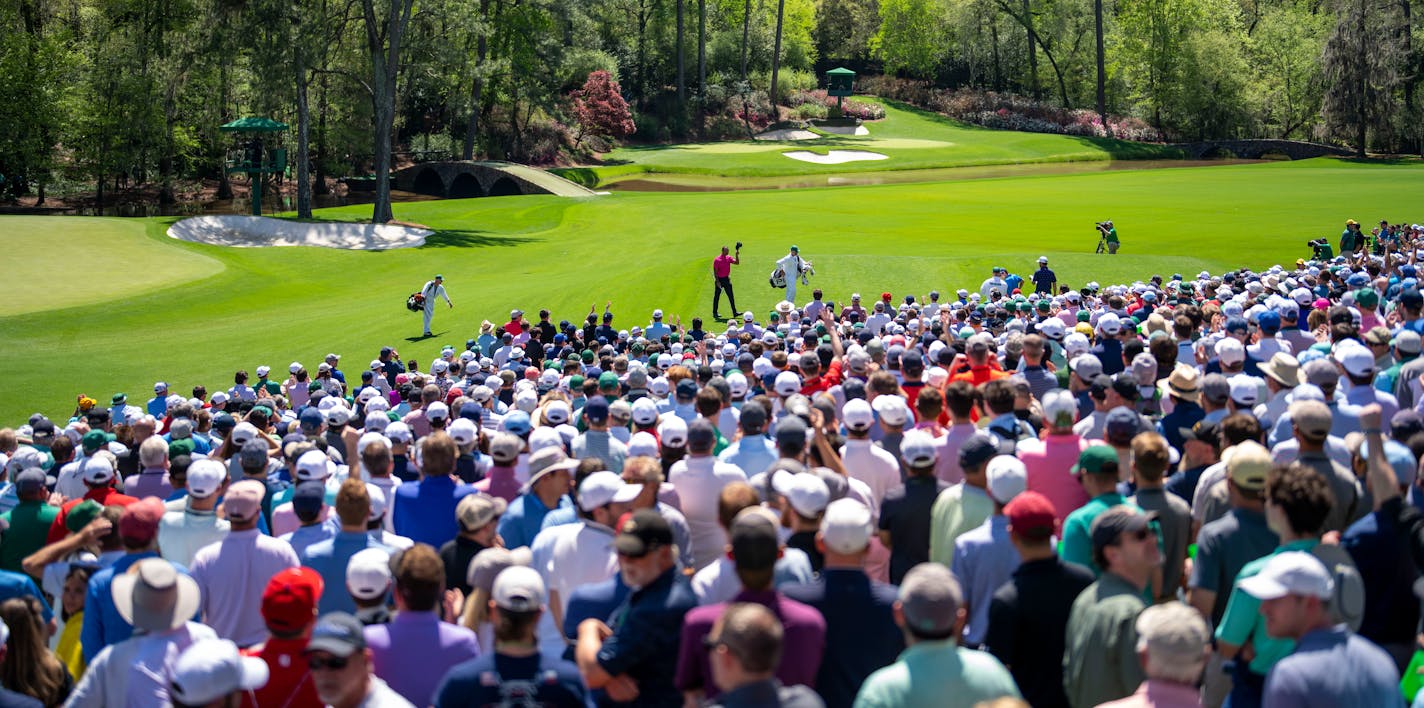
[406,292,426,312]
[769,259,814,289]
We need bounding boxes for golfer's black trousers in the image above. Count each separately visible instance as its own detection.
[714,276,737,315]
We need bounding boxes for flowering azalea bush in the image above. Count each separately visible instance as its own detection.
[787,90,887,121]
[858,75,1163,142]
[571,71,636,146]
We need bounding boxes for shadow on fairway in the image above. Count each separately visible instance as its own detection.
[406,331,444,343]
[422,229,542,249]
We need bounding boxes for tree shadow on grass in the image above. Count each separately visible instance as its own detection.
[421,229,542,249]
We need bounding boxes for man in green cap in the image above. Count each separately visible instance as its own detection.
[1,469,60,576]
[1059,445,1137,575]
[418,274,453,337]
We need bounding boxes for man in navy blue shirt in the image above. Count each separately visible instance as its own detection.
[434,566,588,708]
[1031,256,1056,294]
[576,509,696,706]
[780,499,900,708]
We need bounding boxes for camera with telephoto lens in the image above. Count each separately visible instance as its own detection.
[1307,238,1332,260]
[1095,222,1112,235]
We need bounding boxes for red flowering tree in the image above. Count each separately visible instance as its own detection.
[571,71,635,147]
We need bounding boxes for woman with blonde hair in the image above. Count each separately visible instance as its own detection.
[460,546,533,655]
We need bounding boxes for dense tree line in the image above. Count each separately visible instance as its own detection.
[0,0,1417,220]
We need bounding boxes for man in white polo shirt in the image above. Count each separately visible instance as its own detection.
[529,471,639,657]
[840,398,902,513]
[158,459,231,567]
[668,419,749,571]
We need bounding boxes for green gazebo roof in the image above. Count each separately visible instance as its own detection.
[826,67,856,76]
[219,117,289,133]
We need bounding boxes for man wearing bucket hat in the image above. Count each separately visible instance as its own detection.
[69,557,216,706]
[1155,365,1204,454]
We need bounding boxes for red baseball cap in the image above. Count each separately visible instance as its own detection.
[117,498,166,545]
[262,567,324,634]
[1004,491,1057,539]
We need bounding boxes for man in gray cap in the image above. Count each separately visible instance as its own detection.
[1287,399,1363,533]
[855,563,1019,706]
[1062,506,1160,708]
[1097,602,1211,708]
[305,612,413,707]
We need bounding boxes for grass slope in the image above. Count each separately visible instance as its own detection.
[554,98,1182,186]
[0,158,1419,422]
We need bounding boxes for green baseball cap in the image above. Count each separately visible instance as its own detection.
[1072,446,1120,476]
[65,500,104,534]
[81,430,115,454]
[598,371,620,388]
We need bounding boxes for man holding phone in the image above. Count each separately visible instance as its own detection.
[713,243,742,320]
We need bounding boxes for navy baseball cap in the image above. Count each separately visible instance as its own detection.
[299,408,325,429]
[1224,317,1249,335]
[1256,310,1281,334]
[958,434,998,470]
[584,397,610,424]
[459,402,482,421]
[292,481,326,513]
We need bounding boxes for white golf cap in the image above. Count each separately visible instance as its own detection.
[986,455,1028,504]
[294,449,333,481]
[577,471,641,511]
[842,399,874,432]
[346,548,393,600]
[185,459,227,499]
[1237,551,1333,601]
[819,498,873,554]
[168,638,269,706]
[492,565,546,612]
[772,472,831,518]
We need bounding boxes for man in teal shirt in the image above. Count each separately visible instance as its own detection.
[1059,446,1131,574]
[854,563,1020,708]
[1215,462,1339,708]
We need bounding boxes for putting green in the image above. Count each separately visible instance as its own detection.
[579,98,1181,183]
[0,157,1420,422]
[0,216,224,316]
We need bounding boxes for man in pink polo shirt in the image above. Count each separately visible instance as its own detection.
[712,243,741,320]
[1017,390,1091,525]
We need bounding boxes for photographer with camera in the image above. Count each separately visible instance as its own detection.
[1307,238,1334,261]
[713,243,742,320]
[1096,221,1120,254]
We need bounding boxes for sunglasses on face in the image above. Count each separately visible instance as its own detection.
[1127,528,1155,542]
[308,656,350,671]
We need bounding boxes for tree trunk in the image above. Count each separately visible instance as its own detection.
[314,72,330,196]
[676,0,685,104]
[698,0,706,92]
[1094,0,1109,135]
[990,20,1002,91]
[769,0,786,108]
[462,0,490,160]
[1023,0,1039,100]
[740,0,751,81]
[363,0,417,224]
[296,52,313,218]
[1355,0,1367,157]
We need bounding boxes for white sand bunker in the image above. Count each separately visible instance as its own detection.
[783,150,888,164]
[755,128,819,141]
[168,215,431,250]
[817,125,870,136]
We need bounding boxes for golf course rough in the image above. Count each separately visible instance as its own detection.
[0,158,1421,421]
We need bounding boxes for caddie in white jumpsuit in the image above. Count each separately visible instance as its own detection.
[421,274,453,336]
[775,246,805,304]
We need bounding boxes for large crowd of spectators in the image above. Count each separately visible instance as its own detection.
[1,235,1424,707]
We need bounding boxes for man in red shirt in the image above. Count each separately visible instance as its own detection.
[46,456,138,543]
[242,567,324,708]
[712,244,741,320]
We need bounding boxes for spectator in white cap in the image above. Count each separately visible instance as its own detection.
[346,547,394,626]
[839,398,902,510]
[1244,551,1400,707]
[167,637,269,707]
[158,459,231,567]
[529,470,638,658]
[951,455,1026,648]
[189,479,298,648]
[269,449,337,537]
[878,431,948,584]
[148,382,170,418]
[773,472,830,573]
[781,498,902,708]
[670,418,748,572]
[1339,341,1400,424]
[69,557,217,706]
[435,566,588,707]
[363,482,412,550]
[855,563,1020,707]
[1094,601,1210,708]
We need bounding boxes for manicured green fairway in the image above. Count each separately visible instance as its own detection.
[0,217,224,316]
[0,157,1419,422]
[555,98,1182,185]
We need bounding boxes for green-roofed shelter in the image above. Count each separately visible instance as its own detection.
[221,117,289,215]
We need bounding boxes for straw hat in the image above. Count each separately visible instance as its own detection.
[1158,365,1202,403]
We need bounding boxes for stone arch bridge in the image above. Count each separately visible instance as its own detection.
[1169,139,1353,160]
[392,161,597,199]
